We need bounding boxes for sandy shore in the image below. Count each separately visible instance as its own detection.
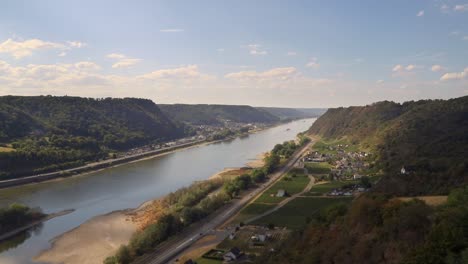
[246,152,267,168]
[34,209,138,264]
[33,149,270,264]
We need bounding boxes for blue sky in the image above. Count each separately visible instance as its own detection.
[0,0,467,107]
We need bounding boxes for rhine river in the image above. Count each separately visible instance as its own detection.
[0,118,316,264]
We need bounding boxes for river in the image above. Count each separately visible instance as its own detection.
[0,118,315,264]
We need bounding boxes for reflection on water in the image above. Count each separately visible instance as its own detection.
[0,118,316,264]
[0,223,43,254]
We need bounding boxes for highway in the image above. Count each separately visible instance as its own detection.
[133,140,313,264]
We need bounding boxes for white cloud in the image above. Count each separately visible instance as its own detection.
[306,57,320,69]
[139,65,212,80]
[431,65,443,72]
[75,61,101,71]
[107,53,141,68]
[440,67,468,81]
[246,44,267,56]
[0,38,65,59]
[393,64,418,72]
[67,41,87,48]
[286,51,297,56]
[0,38,87,59]
[58,51,67,57]
[225,67,298,81]
[463,36,468,41]
[376,80,384,84]
[160,29,184,33]
[441,4,450,13]
[454,4,468,11]
[392,64,404,72]
[217,48,225,52]
[417,10,425,17]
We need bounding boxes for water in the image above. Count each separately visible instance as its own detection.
[0,118,315,264]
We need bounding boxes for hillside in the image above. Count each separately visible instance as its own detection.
[309,96,468,195]
[0,96,184,179]
[257,107,327,120]
[255,96,468,264]
[159,104,280,125]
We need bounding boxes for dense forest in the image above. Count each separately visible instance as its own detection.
[0,96,184,179]
[309,96,468,195]
[255,96,468,264]
[257,107,326,121]
[159,104,281,125]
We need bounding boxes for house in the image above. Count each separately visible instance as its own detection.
[229,232,236,240]
[223,247,242,262]
[401,167,406,174]
[276,189,286,197]
[353,174,362,180]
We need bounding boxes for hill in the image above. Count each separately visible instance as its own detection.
[0,96,184,179]
[309,96,468,195]
[159,104,280,125]
[257,107,327,120]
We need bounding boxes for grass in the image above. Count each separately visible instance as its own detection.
[195,258,223,264]
[312,138,360,155]
[254,173,310,204]
[252,197,352,230]
[306,180,359,196]
[232,203,276,224]
[305,162,331,174]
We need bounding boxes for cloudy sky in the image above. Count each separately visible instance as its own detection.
[0,0,467,107]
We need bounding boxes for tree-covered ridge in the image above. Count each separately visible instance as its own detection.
[159,104,280,125]
[309,96,468,195]
[0,95,184,179]
[257,107,327,121]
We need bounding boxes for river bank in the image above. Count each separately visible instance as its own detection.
[0,118,317,264]
[33,150,269,264]
[0,122,284,190]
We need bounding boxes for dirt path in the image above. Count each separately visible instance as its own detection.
[245,175,315,224]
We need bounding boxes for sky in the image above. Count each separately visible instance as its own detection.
[0,0,467,107]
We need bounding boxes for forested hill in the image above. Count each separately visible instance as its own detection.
[257,107,327,120]
[159,104,280,125]
[309,96,468,195]
[0,96,184,179]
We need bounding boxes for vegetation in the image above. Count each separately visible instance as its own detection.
[252,197,352,230]
[0,203,45,235]
[257,107,326,121]
[309,96,468,195]
[255,173,310,203]
[0,96,185,179]
[304,162,331,174]
[159,104,280,125]
[256,186,468,264]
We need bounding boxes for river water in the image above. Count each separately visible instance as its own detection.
[0,118,315,264]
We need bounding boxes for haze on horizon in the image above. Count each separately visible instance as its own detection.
[0,0,467,108]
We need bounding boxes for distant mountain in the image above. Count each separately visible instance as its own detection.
[159,104,280,125]
[0,96,184,179]
[257,107,327,120]
[309,96,468,195]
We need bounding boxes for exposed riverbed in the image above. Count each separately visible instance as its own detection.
[0,118,315,264]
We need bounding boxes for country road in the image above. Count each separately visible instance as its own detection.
[132,140,313,264]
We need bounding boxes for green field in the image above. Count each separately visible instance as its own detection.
[254,173,310,204]
[312,139,360,154]
[195,258,222,264]
[232,203,276,224]
[307,180,359,196]
[252,197,352,229]
[304,162,331,174]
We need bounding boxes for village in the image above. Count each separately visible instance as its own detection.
[178,140,380,264]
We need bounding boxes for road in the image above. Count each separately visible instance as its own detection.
[133,141,313,264]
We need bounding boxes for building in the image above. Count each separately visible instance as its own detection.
[276,189,286,197]
[401,167,406,174]
[223,247,242,262]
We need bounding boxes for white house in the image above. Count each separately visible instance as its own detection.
[223,247,242,262]
[401,167,406,174]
